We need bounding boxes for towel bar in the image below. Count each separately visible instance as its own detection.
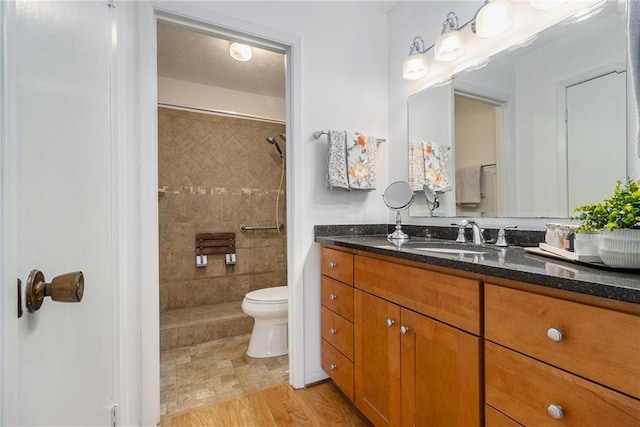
[313,130,385,145]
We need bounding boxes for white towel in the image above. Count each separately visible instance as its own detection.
[456,165,482,205]
[326,130,350,190]
[409,142,425,191]
[346,132,378,191]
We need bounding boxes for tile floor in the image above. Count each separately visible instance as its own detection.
[160,333,289,418]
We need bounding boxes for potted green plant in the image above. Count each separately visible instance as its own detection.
[572,177,640,267]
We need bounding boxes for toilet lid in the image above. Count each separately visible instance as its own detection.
[245,286,288,303]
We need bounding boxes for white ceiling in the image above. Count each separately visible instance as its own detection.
[156,21,286,98]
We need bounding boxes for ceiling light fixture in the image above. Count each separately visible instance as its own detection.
[475,0,513,38]
[435,12,465,62]
[402,36,429,80]
[229,42,252,62]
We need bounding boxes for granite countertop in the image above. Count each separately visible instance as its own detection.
[315,230,640,305]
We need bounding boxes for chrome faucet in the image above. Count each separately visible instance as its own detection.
[455,219,485,245]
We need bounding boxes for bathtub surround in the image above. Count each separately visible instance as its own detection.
[158,106,287,350]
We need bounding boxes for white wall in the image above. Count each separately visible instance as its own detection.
[158,76,286,121]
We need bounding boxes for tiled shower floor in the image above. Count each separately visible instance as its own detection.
[160,333,289,418]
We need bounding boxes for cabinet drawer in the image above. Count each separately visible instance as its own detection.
[354,255,481,334]
[485,405,523,427]
[485,284,640,399]
[486,342,640,426]
[322,339,354,401]
[321,247,353,285]
[321,276,354,321]
[321,306,354,360]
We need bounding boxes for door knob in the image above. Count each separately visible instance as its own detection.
[25,270,84,312]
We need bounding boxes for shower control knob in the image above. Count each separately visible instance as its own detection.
[328,262,337,269]
[329,328,337,335]
[329,363,337,371]
[329,294,337,300]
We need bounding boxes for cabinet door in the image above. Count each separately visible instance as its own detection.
[354,290,401,427]
[401,308,482,427]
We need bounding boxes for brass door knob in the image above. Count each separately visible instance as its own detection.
[25,270,84,312]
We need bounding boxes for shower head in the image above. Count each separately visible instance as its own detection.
[265,136,284,159]
[278,134,286,142]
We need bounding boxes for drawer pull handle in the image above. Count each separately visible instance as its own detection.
[329,294,337,300]
[329,363,337,371]
[329,328,337,335]
[547,404,564,420]
[547,328,564,343]
[328,262,337,269]
[386,319,395,327]
[400,326,410,335]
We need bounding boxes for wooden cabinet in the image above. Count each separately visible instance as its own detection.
[353,256,482,427]
[485,284,640,425]
[320,244,640,427]
[320,247,355,400]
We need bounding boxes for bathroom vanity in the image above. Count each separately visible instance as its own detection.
[316,231,640,426]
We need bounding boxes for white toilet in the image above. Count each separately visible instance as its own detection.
[242,286,288,358]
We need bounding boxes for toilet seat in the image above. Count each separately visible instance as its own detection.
[244,286,287,304]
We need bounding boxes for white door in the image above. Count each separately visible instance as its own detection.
[2,1,116,425]
[567,71,627,209]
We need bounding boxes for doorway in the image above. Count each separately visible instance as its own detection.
[454,93,502,217]
[156,20,289,418]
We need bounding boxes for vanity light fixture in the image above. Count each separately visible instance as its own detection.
[229,42,252,62]
[435,12,465,62]
[402,36,429,80]
[475,0,514,38]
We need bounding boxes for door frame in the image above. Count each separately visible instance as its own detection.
[135,3,304,425]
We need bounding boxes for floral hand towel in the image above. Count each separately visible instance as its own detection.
[423,141,451,192]
[346,132,378,191]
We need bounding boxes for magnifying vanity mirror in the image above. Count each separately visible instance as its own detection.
[408,0,637,219]
[383,181,414,239]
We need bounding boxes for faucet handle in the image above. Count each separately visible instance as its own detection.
[495,225,518,247]
[452,222,467,243]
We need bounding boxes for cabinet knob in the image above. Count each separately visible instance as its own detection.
[329,328,337,335]
[547,404,564,420]
[386,319,395,327]
[328,261,337,268]
[329,293,337,300]
[329,363,337,371]
[546,327,563,343]
[400,326,410,335]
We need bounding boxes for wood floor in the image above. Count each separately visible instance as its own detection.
[160,380,372,427]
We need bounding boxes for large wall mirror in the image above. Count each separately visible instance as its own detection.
[408,0,636,218]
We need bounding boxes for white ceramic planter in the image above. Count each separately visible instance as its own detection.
[574,232,602,258]
[599,229,640,268]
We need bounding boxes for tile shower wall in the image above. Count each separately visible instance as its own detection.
[158,106,287,315]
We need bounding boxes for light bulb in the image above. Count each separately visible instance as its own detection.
[403,53,428,80]
[229,42,252,62]
[435,30,464,62]
[475,0,513,39]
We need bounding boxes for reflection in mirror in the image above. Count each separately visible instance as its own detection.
[408,0,629,219]
[383,181,414,239]
[423,183,440,215]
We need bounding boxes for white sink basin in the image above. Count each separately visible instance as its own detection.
[413,247,487,255]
